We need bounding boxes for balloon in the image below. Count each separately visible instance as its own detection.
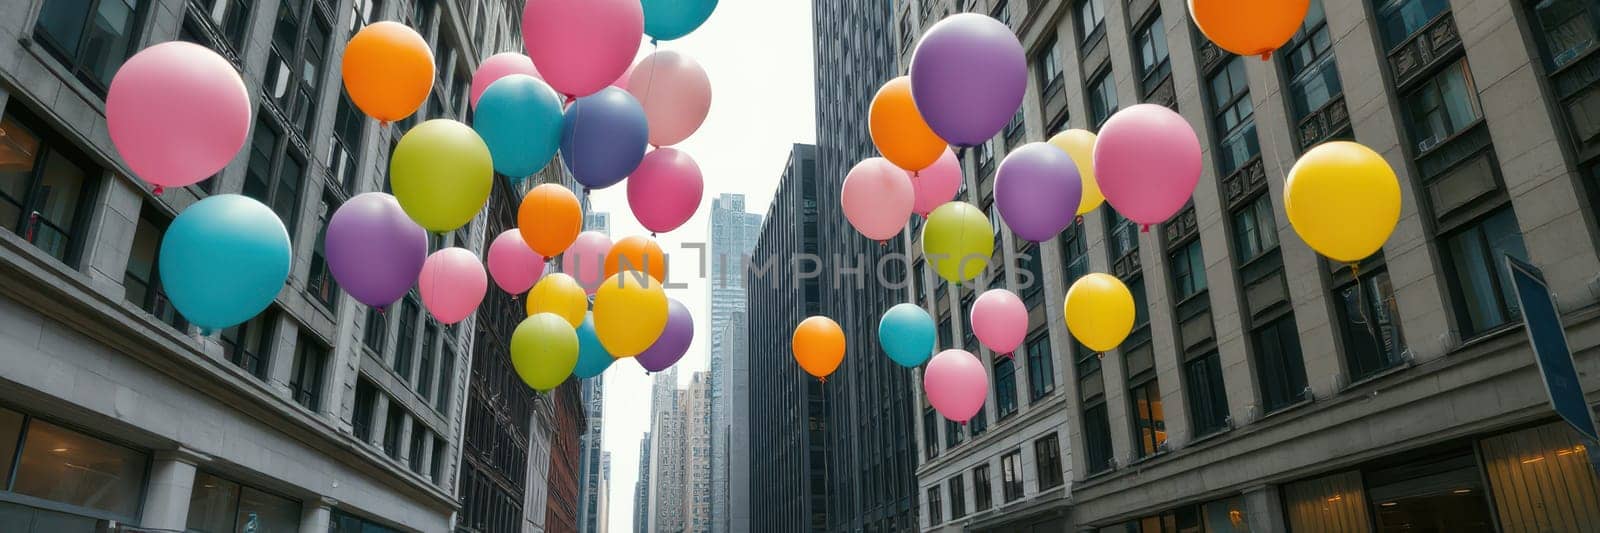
[628,51,712,147]
[470,52,541,109]
[1285,141,1402,263]
[878,303,936,367]
[923,350,988,423]
[159,195,290,330]
[573,313,614,379]
[1064,273,1136,353]
[325,193,427,307]
[627,148,705,234]
[792,316,845,381]
[418,247,488,324]
[593,272,670,357]
[510,312,580,392]
[636,299,694,371]
[1190,0,1310,60]
[971,289,1027,356]
[1094,104,1201,228]
[106,42,250,193]
[642,0,718,41]
[922,202,994,284]
[473,75,564,178]
[869,76,946,172]
[841,158,915,241]
[390,119,493,232]
[912,149,963,217]
[1048,129,1105,217]
[341,21,433,122]
[487,230,547,294]
[523,0,643,98]
[612,60,635,92]
[561,87,649,190]
[518,183,583,257]
[526,273,588,328]
[995,142,1082,242]
[562,231,614,294]
[605,236,669,284]
[909,14,1027,146]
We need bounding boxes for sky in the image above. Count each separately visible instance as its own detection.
[593,3,817,531]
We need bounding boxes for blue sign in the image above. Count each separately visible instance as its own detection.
[1505,255,1600,445]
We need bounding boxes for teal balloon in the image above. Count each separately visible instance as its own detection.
[573,313,614,379]
[642,0,718,41]
[878,303,936,367]
[159,195,291,330]
[473,74,564,178]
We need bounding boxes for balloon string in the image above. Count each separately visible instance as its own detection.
[1350,261,1382,359]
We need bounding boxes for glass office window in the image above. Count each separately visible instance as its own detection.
[12,420,147,518]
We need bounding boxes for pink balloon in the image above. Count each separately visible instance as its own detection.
[107,41,250,193]
[970,289,1027,355]
[613,60,635,92]
[924,350,989,423]
[418,248,488,325]
[912,149,962,217]
[524,0,644,99]
[627,50,712,147]
[627,148,705,234]
[470,53,542,110]
[562,231,613,294]
[487,230,547,294]
[1093,104,1201,228]
[841,158,915,242]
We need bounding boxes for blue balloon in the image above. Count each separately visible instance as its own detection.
[643,0,718,41]
[561,87,648,190]
[879,303,937,367]
[474,75,564,179]
[159,195,291,331]
[573,313,614,379]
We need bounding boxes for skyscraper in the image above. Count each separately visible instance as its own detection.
[633,432,652,533]
[706,193,762,533]
[578,377,606,533]
[587,211,612,237]
[683,371,714,531]
[646,369,685,532]
[723,311,753,533]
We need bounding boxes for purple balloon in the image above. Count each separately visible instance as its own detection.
[561,87,649,190]
[636,298,694,372]
[995,142,1082,242]
[326,193,429,307]
[909,14,1026,147]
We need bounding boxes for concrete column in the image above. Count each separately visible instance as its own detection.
[299,497,335,532]
[266,315,300,398]
[1242,484,1288,532]
[138,447,209,531]
[369,393,392,447]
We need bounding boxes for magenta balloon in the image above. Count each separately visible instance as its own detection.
[627,148,705,234]
[913,149,963,216]
[470,53,541,110]
[486,230,547,294]
[562,231,614,295]
[994,142,1082,242]
[841,158,915,241]
[418,248,488,324]
[970,289,1027,355]
[107,41,250,191]
[628,50,712,147]
[923,349,989,423]
[524,0,643,98]
[909,14,1027,146]
[636,299,694,372]
[1093,104,1202,228]
[325,193,429,308]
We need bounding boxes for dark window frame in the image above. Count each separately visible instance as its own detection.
[31,0,151,95]
[1087,68,1119,129]
[1253,314,1310,413]
[1034,433,1064,489]
[1132,12,1172,98]
[289,335,328,411]
[972,464,993,511]
[220,310,276,378]
[1000,449,1024,501]
[994,355,1019,420]
[0,105,100,266]
[948,475,967,519]
[1025,332,1055,401]
[1183,351,1230,436]
[1128,374,1165,458]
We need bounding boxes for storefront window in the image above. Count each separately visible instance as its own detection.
[1480,422,1600,530]
[1367,451,1493,532]
[12,420,147,519]
[1284,470,1370,532]
[1203,496,1251,532]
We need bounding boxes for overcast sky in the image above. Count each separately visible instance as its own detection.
[591,2,817,530]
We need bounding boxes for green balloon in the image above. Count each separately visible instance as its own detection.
[390,119,493,232]
[511,312,579,392]
[922,201,994,284]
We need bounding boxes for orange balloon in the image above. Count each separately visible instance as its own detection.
[341,21,434,122]
[792,316,845,381]
[869,76,947,173]
[1189,0,1309,60]
[605,235,668,283]
[518,184,582,257]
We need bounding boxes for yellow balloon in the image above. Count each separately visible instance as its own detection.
[527,273,587,328]
[1064,273,1135,353]
[1285,141,1401,264]
[921,201,994,285]
[1048,129,1104,217]
[391,119,493,232]
[592,272,669,357]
